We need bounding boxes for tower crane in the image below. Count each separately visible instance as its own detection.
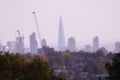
[32,11,46,60]
[32,11,42,47]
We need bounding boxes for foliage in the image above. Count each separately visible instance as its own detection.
[105,53,120,80]
[0,52,62,80]
[47,51,74,66]
[47,50,109,80]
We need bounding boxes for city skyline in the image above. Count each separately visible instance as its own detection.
[0,33,119,52]
[0,0,120,50]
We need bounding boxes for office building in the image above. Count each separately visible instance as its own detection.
[7,41,16,53]
[15,36,25,54]
[68,37,76,52]
[93,36,99,52]
[1,45,9,52]
[41,39,47,47]
[30,32,38,54]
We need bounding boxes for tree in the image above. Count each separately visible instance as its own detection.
[105,53,120,80]
[0,52,63,80]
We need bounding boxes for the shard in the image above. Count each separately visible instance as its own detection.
[58,16,66,51]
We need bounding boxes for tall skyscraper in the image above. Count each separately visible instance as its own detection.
[58,16,66,51]
[114,42,120,52]
[15,36,25,54]
[68,37,76,52]
[30,32,38,54]
[93,36,99,51]
[41,39,47,47]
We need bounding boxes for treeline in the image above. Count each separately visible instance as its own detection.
[0,50,118,80]
[0,52,62,80]
[46,49,114,80]
[47,50,110,74]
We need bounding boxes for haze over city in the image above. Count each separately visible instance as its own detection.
[0,0,120,51]
[1,1,120,80]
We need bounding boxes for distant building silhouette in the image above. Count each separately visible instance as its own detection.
[41,39,47,47]
[1,45,9,52]
[85,45,92,52]
[30,32,38,54]
[37,46,54,55]
[37,46,54,60]
[114,42,120,52]
[93,36,99,51]
[7,41,16,53]
[58,16,66,51]
[15,36,25,54]
[68,37,76,52]
[0,43,2,51]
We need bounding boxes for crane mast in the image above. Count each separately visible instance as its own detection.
[32,11,42,48]
[32,11,46,60]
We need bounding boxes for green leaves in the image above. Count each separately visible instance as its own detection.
[105,53,120,80]
[0,52,61,80]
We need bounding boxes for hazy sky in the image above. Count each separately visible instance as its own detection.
[0,0,120,48]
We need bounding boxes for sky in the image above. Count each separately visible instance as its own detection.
[0,0,120,50]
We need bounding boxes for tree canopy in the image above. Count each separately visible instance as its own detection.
[105,53,120,80]
[0,52,62,80]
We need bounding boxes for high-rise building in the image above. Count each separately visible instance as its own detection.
[58,16,66,51]
[68,37,76,52]
[114,42,120,53]
[0,43,2,51]
[7,41,16,53]
[15,36,25,54]
[1,45,8,52]
[30,32,38,54]
[93,36,99,51]
[41,39,47,47]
